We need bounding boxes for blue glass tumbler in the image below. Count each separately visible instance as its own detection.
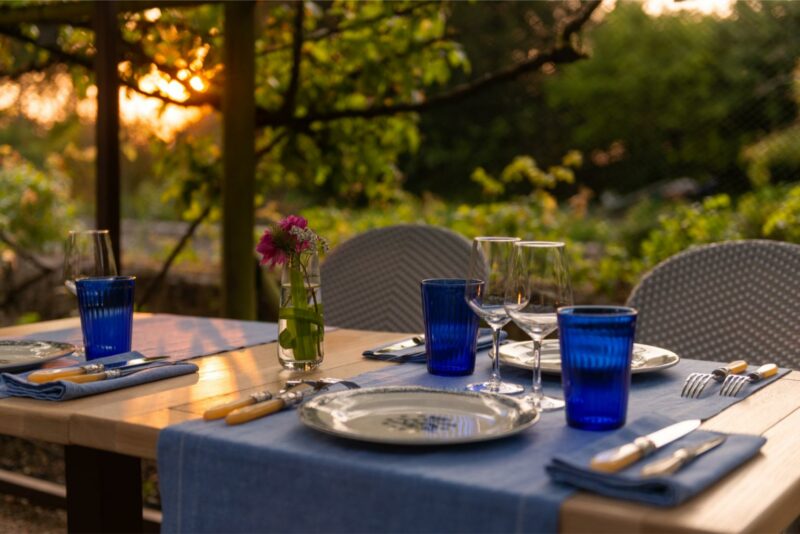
[76,276,135,360]
[421,279,480,376]
[557,306,637,431]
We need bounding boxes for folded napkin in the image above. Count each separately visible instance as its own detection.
[0,351,198,401]
[546,414,765,507]
[363,329,505,363]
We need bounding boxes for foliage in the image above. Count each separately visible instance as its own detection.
[742,62,800,186]
[0,1,599,218]
[0,145,75,251]
[305,181,800,302]
[544,2,800,193]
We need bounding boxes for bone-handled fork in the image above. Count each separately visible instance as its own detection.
[681,360,747,399]
[719,363,778,397]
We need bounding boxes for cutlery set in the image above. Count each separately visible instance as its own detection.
[681,360,777,398]
[27,356,172,383]
[590,419,726,478]
[204,377,360,425]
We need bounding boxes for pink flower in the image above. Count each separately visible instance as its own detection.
[256,228,288,268]
[256,215,322,268]
[279,215,307,232]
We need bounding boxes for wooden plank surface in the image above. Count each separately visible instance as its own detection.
[1,318,799,533]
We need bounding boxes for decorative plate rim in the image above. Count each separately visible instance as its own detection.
[498,340,680,375]
[0,340,77,371]
[299,385,540,446]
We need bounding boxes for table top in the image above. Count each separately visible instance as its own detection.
[0,317,798,533]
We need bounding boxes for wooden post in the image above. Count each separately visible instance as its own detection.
[65,445,142,532]
[93,1,121,269]
[222,1,256,319]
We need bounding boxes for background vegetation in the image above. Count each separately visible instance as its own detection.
[0,0,799,323]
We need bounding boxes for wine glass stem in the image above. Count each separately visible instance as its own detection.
[531,336,543,409]
[490,326,503,386]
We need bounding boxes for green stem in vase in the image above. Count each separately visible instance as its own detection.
[298,256,324,356]
[289,259,314,359]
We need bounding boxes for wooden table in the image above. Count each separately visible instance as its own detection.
[1,318,799,533]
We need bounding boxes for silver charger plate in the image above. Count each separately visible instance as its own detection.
[0,340,77,372]
[498,340,680,374]
[299,386,539,445]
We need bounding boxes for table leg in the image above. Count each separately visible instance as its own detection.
[65,445,143,533]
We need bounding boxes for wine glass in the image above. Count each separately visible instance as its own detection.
[505,241,573,411]
[63,230,118,355]
[464,236,524,395]
[63,230,118,295]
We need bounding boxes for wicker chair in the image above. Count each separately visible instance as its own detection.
[626,240,800,369]
[321,224,472,332]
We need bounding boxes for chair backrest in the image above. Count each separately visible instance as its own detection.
[627,240,800,369]
[321,224,472,332]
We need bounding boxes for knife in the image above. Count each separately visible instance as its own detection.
[372,335,425,354]
[59,362,175,383]
[590,419,702,473]
[27,356,170,383]
[203,390,274,420]
[204,378,360,421]
[225,382,321,425]
[640,435,726,477]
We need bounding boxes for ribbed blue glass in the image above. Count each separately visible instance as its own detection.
[557,306,637,431]
[421,279,480,376]
[76,276,135,360]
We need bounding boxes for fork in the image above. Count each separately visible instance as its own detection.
[719,363,778,397]
[681,360,747,398]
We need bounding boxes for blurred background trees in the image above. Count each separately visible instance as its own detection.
[0,0,799,324]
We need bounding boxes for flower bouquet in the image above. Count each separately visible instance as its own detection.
[257,215,327,371]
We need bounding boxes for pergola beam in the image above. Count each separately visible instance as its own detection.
[0,1,212,25]
[93,1,121,269]
[221,1,256,320]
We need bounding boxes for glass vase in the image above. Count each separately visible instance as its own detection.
[278,250,324,371]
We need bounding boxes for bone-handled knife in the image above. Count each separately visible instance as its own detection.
[59,363,176,383]
[203,390,274,420]
[225,382,319,426]
[204,378,360,421]
[590,419,701,473]
[640,435,726,477]
[27,356,169,383]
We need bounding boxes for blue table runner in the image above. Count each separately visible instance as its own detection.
[158,357,788,533]
[3,313,280,364]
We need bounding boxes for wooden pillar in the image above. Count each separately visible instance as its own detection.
[222,1,256,319]
[93,1,121,269]
[65,445,142,532]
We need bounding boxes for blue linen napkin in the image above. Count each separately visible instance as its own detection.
[546,414,766,507]
[0,351,198,401]
[363,328,504,363]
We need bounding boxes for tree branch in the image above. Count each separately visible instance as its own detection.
[0,268,54,308]
[255,129,288,160]
[260,1,439,54]
[281,1,305,118]
[0,23,220,108]
[0,1,214,25]
[266,45,584,128]
[0,55,62,80]
[257,1,602,129]
[560,0,602,44]
[137,203,212,309]
[0,230,55,273]
[0,24,93,68]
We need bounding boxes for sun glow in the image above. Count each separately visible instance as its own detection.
[642,0,735,17]
[75,86,208,142]
[0,65,210,142]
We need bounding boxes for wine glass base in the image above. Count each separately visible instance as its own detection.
[465,381,525,395]
[537,395,565,411]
